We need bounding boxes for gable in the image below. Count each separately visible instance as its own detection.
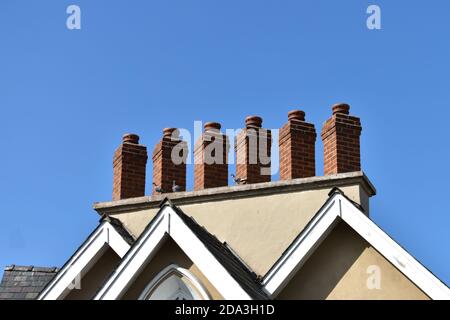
[121,237,223,300]
[262,190,449,299]
[277,222,429,300]
[64,247,121,300]
[38,219,132,300]
[95,205,267,300]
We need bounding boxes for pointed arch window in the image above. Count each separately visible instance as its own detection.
[138,264,211,300]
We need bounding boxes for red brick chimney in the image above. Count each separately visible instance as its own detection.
[112,133,148,200]
[194,122,230,191]
[321,103,362,175]
[235,116,272,184]
[152,128,187,194]
[279,110,317,180]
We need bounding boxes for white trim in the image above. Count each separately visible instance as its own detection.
[340,198,450,300]
[38,221,131,300]
[138,264,211,300]
[94,206,253,300]
[262,193,450,300]
[94,210,169,300]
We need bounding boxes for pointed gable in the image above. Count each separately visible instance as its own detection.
[262,189,450,300]
[95,200,269,300]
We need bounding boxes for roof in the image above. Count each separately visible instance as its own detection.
[0,265,59,300]
[261,188,450,299]
[95,199,270,300]
[167,200,269,300]
[102,215,135,245]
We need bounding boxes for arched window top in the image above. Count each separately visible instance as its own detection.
[138,264,211,300]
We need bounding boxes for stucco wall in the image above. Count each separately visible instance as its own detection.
[277,222,429,300]
[113,185,366,276]
[65,247,121,300]
[121,237,223,300]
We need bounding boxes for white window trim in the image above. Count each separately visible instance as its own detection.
[38,221,131,300]
[138,264,211,300]
[262,193,450,300]
[94,206,253,300]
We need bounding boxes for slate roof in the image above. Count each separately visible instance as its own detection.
[0,265,59,300]
[161,199,270,300]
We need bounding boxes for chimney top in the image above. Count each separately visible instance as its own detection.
[332,103,350,115]
[288,110,305,122]
[245,116,263,129]
[163,128,179,139]
[123,133,140,144]
[204,122,221,132]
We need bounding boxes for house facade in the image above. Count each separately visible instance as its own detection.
[1,104,449,300]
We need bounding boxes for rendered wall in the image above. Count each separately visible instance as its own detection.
[277,222,429,300]
[113,185,366,276]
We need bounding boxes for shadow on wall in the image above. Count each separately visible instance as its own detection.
[277,222,368,300]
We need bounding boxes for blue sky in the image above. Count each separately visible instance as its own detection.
[0,0,449,286]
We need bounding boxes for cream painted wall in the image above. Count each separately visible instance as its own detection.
[277,222,429,300]
[121,237,223,300]
[113,185,366,276]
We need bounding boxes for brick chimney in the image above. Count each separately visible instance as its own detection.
[235,116,272,184]
[321,103,362,175]
[152,128,187,194]
[112,133,148,200]
[279,110,317,180]
[194,122,230,191]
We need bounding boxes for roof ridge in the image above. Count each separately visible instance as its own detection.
[4,265,59,273]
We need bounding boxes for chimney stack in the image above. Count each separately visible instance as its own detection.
[235,116,272,184]
[279,110,317,180]
[112,133,148,201]
[152,128,187,194]
[321,103,362,175]
[194,122,230,191]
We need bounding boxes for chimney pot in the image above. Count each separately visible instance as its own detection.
[122,133,140,144]
[204,122,221,132]
[245,116,263,129]
[332,103,350,115]
[288,110,306,122]
[163,128,179,139]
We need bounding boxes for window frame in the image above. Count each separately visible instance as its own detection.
[138,264,211,300]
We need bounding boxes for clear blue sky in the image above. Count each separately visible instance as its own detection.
[1,0,449,286]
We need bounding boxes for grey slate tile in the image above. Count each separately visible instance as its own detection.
[0,265,59,300]
[25,292,38,299]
